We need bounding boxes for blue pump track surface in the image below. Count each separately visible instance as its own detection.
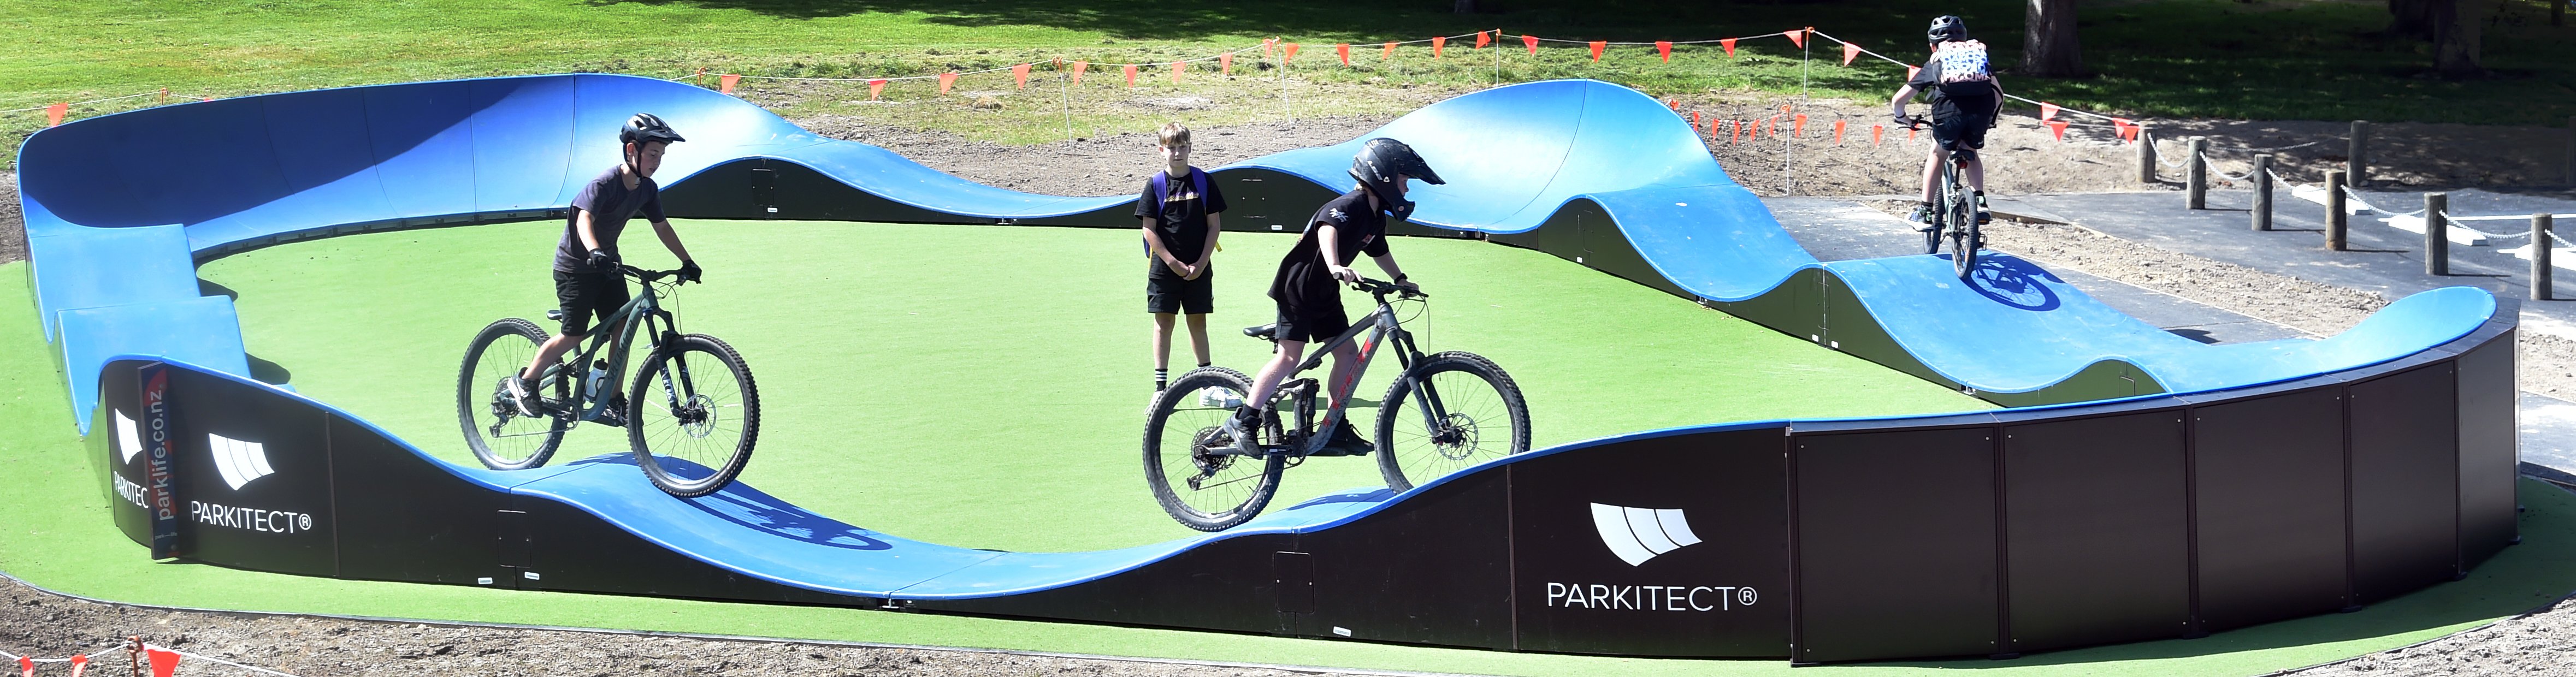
[14,75,2498,606]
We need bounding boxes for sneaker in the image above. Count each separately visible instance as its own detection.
[1907,205,1936,232]
[504,373,541,418]
[1218,407,1263,454]
[1975,195,1993,225]
[1196,386,1242,409]
[1310,423,1374,457]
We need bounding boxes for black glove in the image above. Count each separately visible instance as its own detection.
[586,248,618,271]
[678,259,702,283]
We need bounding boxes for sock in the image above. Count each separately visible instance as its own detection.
[1153,367,1168,390]
[1197,361,1211,368]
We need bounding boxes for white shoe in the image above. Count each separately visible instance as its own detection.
[1197,386,1242,409]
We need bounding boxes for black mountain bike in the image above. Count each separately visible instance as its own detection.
[1143,278,1531,532]
[457,265,760,498]
[1903,115,1984,279]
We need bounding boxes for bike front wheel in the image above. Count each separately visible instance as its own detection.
[1144,367,1283,532]
[1376,351,1532,492]
[457,318,569,471]
[626,334,761,498]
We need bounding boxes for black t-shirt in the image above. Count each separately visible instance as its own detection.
[554,165,667,274]
[1133,168,1227,278]
[1270,188,1392,310]
[1907,57,1999,118]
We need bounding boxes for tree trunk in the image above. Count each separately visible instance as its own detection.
[2388,0,2438,40]
[2432,0,2491,79]
[2022,0,2083,76]
[1454,0,1476,14]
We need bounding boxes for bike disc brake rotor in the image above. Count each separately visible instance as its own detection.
[1185,426,1235,491]
[671,393,719,438]
[1431,412,1482,461]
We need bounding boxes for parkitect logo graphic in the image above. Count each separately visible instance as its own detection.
[116,410,144,462]
[1590,502,1702,566]
[206,432,275,490]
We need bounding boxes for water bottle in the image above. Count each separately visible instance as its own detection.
[584,360,609,401]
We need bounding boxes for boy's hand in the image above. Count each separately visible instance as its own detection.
[587,248,619,271]
[678,259,702,283]
[1329,265,1361,284]
[1166,259,1192,277]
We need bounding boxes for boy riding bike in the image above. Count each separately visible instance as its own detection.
[1220,138,1441,458]
[1890,15,2005,229]
[507,113,704,415]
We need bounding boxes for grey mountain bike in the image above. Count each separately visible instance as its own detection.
[1143,278,1531,531]
[1904,115,1984,278]
[457,265,760,498]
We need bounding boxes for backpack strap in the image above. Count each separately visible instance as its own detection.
[1189,168,1210,213]
[1148,170,1171,213]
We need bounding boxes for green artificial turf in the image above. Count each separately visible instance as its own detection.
[7,255,2575,675]
[198,219,1983,553]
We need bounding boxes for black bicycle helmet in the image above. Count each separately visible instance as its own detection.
[619,112,687,146]
[1349,138,1444,206]
[1927,15,1969,44]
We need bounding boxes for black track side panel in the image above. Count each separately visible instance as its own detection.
[1510,427,1792,658]
[1710,268,1823,340]
[1291,472,1515,649]
[1215,167,1348,235]
[1561,199,1691,299]
[510,495,878,606]
[167,368,338,577]
[914,532,1299,635]
[1998,408,2193,654]
[1791,423,2001,663]
[2191,387,2349,632]
[325,413,505,585]
[93,360,153,548]
[661,158,1133,227]
[1814,272,1961,393]
[1980,361,2167,408]
[2453,329,2518,567]
[2347,363,2461,602]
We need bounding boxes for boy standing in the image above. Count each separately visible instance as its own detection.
[1137,122,1228,403]
[1891,15,2005,229]
[1221,138,1441,457]
[507,113,704,415]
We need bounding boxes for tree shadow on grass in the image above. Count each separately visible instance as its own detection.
[587,0,1969,43]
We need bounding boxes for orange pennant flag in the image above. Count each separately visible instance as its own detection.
[1262,38,1277,56]
[1283,43,1301,63]
[867,79,887,100]
[45,102,67,127]
[1013,63,1031,89]
[1842,42,1862,66]
[1784,28,1806,49]
[1704,116,1717,136]
[1793,114,1807,136]
[1656,41,1672,62]
[719,74,740,94]
[1588,41,1606,61]
[69,654,89,677]
[1171,61,1186,82]
[1071,61,1089,85]
[1432,35,1447,58]
[2046,120,2070,140]
[1906,64,1922,81]
[1730,120,1742,144]
[938,72,957,94]
[2113,118,2141,142]
[1522,34,1540,55]
[1666,98,1679,111]
[1221,52,1234,75]
[1476,31,1491,49]
[1384,41,1396,59]
[2039,102,2060,121]
[147,649,180,677]
[1872,124,1884,146]
[1751,119,1762,140]
[1337,43,1351,66]
[1908,126,1919,141]
[1689,110,1699,127]
[1122,64,1138,86]
[1720,38,1738,57]
[1833,119,1847,144]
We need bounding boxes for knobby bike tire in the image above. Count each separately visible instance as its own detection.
[457,318,569,471]
[1943,162,1980,278]
[1143,366,1281,532]
[1376,352,1532,492]
[627,334,762,498]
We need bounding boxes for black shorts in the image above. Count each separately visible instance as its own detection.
[1273,302,1351,345]
[1932,109,1993,155]
[1147,268,1214,314]
[553,269,630,336]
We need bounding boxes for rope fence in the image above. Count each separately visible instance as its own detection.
[3,638,307,677]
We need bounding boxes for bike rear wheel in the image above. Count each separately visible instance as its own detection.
[627,334,761,498]
[457,318,569,471]
[1144,367,1282,532]
[1942,162,1980,278]
[1376,351,1532,492]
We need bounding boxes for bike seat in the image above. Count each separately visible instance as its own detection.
[1244,323,1279,341]
[545,309,565,321]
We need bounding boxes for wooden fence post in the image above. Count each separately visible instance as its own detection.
[2252,153,2273,231]
[2348,120,2370,188]
[2536,213,2555,301]
[2187,137,2208,210]
[2426,192,2449,276]
[2326,170,2348,251]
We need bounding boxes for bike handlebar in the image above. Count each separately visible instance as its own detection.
[618,265,689,284]
[1350,277,1426,300]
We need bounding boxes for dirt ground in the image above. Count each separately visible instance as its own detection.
[6,85,2576,675]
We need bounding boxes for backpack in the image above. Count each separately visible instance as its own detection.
[1933,40,1992,85]
[1143,167,1212,252]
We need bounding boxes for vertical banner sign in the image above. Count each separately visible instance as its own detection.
[139,362,182,560]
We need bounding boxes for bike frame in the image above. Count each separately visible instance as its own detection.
[537,270,682,423]
[1259,289,1453,456]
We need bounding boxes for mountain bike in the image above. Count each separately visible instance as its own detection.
[457,265,760,498]
[1143,278,1531,531]
[1902,115,1984,279]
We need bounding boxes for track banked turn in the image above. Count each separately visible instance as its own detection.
[18,74,2517,662]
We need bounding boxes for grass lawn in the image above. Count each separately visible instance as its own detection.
[196,219,1987,552]
[5,0,2571,165]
